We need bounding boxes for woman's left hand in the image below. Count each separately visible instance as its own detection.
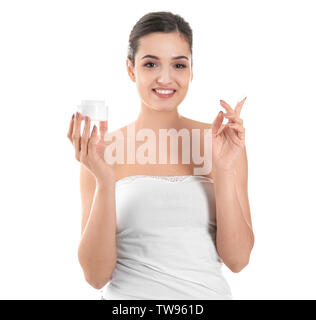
[211,97,247,171]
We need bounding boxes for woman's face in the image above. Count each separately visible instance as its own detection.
[127,32,193,112]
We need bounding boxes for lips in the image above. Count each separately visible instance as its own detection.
[153,87,177,91]
[152,89,176,99]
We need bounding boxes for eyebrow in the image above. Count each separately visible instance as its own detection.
[141,54,189,61]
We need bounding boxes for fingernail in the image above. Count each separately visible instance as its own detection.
[76,112,79,118]
[72,114,74,120]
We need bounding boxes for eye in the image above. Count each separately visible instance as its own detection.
[144,62,187,69]
[144,62,156,68]
[175,64,186,69]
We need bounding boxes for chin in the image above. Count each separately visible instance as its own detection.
[150,103,177,112]
[141,97,177,112]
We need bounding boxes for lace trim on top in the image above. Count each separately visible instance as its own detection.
[115,175,213,186]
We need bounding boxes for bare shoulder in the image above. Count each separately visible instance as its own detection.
[107,126,125,135]
[181,116,212,130]
[106,123,130,137]
[181,116,216,180]
[109,118,214,134]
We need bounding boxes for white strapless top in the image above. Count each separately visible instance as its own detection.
[100,175,232,300]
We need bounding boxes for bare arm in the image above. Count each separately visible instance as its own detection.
[213,146,254,273]
[77,164,117,289]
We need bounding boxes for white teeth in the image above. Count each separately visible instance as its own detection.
[154,89,175,94]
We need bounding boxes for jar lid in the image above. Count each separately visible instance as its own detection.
[77,100,108,121]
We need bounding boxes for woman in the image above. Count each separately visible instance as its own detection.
[67,11,254,300]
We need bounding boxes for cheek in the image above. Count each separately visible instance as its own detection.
[137,72,154,87]
[175,71,191,84]
[177,80,190,90]
[135,69,190,89]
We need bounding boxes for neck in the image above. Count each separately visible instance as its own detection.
[134,102,184,132]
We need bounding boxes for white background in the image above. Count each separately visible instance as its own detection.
[0,0,315,299]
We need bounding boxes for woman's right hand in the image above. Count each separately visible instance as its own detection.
[67,112,115,186]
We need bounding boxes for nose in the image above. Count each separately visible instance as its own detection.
[157,66,173,85]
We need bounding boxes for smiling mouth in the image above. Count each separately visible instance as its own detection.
[152,89,176,98]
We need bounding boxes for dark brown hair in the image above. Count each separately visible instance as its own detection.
[127,11,193,68]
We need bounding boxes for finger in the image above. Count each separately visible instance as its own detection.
[219,100,234,113]
[227,123,245,141]
[72,112,83,161]
[99,120,108,132]
[99,120,108,141]
[67,114,75,142]
[212,111,224,137]
[87,124,99,157]
[227,128,244,147]
[80,116,91,159]
[215,123,228,137]
[223,113,243,125]
[235,96,247,116]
